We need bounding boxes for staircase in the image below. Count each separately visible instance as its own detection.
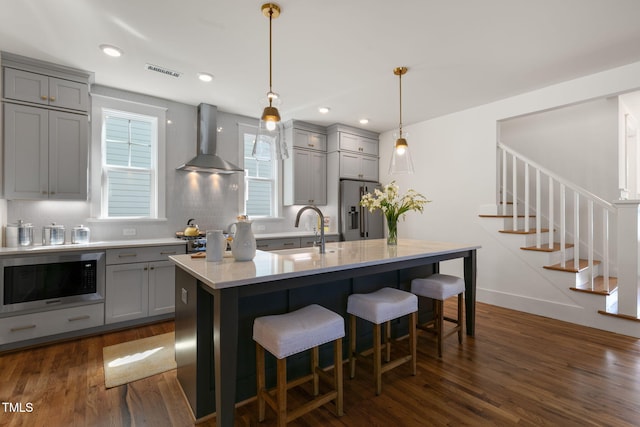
[479,143,630,321]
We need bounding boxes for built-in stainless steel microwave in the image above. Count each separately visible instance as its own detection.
[0,252,105,315]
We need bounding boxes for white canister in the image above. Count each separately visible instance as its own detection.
[206,230,226,262]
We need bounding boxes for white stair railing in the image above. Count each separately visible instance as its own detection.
[497,142,615,292]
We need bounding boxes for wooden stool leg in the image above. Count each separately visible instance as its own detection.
[384,320,391,363]
[349,315,357,379]
[457,293,464,344]
[436,300,444,358]
[256,342,266,422]
[334,338,344,416]
[373,322,382,395]
[312,346,320,396]
[409,311,417,375]
[276,357,287,427]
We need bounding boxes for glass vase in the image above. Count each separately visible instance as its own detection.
[386,217,398,245]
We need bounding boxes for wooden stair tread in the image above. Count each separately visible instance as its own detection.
[543,259,600,273]
[499,228,549,235]
[521,243,574,252]
[570,276,618,295]
[478,214,536,218]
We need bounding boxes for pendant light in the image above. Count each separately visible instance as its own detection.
[252,3,289,161]
[389,66,414,174]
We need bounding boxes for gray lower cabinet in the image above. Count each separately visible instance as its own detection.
[105,245,184,324]
[257,235,339,251]
[256,237,300,251]
[4,103,88,200]
[0,303,104,345]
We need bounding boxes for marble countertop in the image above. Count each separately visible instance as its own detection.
[0,238,186,256]
[169,239,480,291]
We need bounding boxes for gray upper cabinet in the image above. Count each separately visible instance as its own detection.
[1,52,92,200]
[3,68,89,112]
[327,124,379,182]
[4,103,88,200]
[284,121,328,206]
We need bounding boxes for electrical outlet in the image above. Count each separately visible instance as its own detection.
[122,228,137,236]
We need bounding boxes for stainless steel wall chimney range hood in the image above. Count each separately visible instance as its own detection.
[176,104,243,174]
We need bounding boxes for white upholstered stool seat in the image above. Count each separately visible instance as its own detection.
[347,287,418,395]
[253,304,345,426]
[411,274,465,358]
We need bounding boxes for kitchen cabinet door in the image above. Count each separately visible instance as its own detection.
[338,151,378,181]
[48,110,88,200]
[3,68,89,112]
[284,148,327,205]
[3,103,49,199]
[148,260,176,316]
[105,263,150,324]
[292,129,327,151]
[4,103,88,200]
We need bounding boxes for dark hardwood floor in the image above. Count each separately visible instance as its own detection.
[2,302,640,427]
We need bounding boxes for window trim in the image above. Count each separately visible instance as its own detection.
[238,122,282,219]
[90,94,167,221]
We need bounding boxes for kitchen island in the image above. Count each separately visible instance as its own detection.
[170,239,479,425]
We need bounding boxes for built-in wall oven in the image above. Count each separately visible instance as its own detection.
[0,252,105,315]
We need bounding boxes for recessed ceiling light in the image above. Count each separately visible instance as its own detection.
[359,118,369,125]
[198,72,214,82]
[318,107,330,114]
[99,44,123,57]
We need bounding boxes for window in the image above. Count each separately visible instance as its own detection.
[239,123,278,217]
[90,95,166,220]
[103,111,156,217]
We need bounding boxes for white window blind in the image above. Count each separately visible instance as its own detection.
[241,125,277,217]
[103,111,157,218]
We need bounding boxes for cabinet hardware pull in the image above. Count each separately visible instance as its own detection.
[40,95,48,100]
[49,96,56,101]
[144,267,148,271]
[308,143,314,147]
[283,242,294,246]
[68,315,90,322]
[150,267,155,270]
[257,244,268,249]
[160,251,177,255]
[118,253,137,258]
[10,324,36,332]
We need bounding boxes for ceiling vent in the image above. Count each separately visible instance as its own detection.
[145,63,181,78]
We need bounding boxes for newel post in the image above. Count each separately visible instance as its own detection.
[614,200,640,318]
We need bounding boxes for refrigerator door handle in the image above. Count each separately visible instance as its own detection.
[359,186,366,238]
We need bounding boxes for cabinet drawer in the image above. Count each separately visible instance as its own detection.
[0,303,104,345]
[106,245,185,265]
[256,238,300,251]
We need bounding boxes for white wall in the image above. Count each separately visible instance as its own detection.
[378,60,640,337]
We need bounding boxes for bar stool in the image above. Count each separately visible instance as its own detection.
[411,274,465,358]
[253,304,345,427]
[347,287,417,395]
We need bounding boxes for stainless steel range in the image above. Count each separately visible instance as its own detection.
[176,234,207,253]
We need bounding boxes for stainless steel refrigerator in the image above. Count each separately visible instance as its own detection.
[339,179,384,241]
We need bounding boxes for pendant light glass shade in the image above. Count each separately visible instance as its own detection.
[253,3,288,160]
[389,67,414,174]
[389,134,414,174]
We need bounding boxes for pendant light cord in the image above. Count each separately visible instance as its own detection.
[398,70,403,138]
[268,7,273,108]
